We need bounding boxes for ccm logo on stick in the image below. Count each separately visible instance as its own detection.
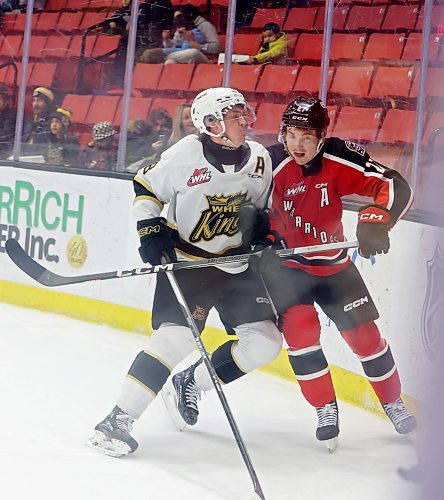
[344,296,369,312]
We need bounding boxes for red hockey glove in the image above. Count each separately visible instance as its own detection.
[137,217,179,265]
[356,204,390,259]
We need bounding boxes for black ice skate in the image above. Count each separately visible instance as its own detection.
[382,397,417,434]
[315,399,340,453]
[87,405,138,457]
[162,361,201,430]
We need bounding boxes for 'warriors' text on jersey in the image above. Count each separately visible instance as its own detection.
[133,134,272,273]
[267,138,413,276]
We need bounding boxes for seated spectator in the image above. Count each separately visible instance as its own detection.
[244,22,288,65]
[103,0,131,36]
[140,13,205,63]
[22,87,54,150]
[125,118,153,166]
[163,5,220,64]
[80,121,117,172]
[0,84,16,158]
[144,107,172,160]
[46,108,80,167]
[166,103,197,148]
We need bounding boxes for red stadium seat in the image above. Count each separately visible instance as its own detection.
[65,0,91,9]
[250,8,287,29]
[0,35,23,59]
[56,13,84,33]
[28,62,57,88]
[415,5,444,31]
[132,63,163,92]
[256,65,299,95]
[45,0,68,9]
[233,34,261,55]
[293,65,334,96]
[330,33,366,60]
[291,33,323,61]
[369,66,415,98]
[114,97,152,125]
[61,94,93,123]
[252,102,287,136]
[42,36,71,59]
[402,33,442,62]
[189,64,223,92]
[377,109,416,144]
[157,64,195,92]
[84,95,120,126]
[80,12,110,30]
[230,65,262,93]
[366,144,404,169]
[90,35,120,57]
[67,35,97,58]
[283,7,318,31]
[35,12,60,32]
[313,6,349,32]
[345,6,386,31]
[329,64,373,97]
[27,36,48,59]
[150,98,187,118]
[381,5,420,31]
[362,34,405,61]
[332,106,383,142]
[411,67,444,99]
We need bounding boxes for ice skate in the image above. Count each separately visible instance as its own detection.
[162,361,201,428]
[87,406,138,457]
[315,400,339,453]
[382,397,417,434]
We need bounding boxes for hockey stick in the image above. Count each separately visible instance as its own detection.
[5,238,358,288]
[162,259,266,500]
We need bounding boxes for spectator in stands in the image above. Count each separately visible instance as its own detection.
[137,0,174,54]
[144,107,172,160]
[166,103,197,148]
[139,13,205,63]
[46,108,80,167]
[125,118,153,166]
[0,84,16,158]
[163,4,220,64]
[81,121,117,172]
[244,22,288,65]
[103,0,131,36]
[22,87,54,148]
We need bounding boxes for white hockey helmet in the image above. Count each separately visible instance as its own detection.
[191,87,254,137]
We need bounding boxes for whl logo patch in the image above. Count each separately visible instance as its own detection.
[285,181,306,197]
[187,167,212,186]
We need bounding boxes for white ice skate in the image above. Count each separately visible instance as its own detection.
[86,405,138,458]
[315,400,340,453]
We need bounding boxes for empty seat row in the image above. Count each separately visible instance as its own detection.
[248,4,438,33]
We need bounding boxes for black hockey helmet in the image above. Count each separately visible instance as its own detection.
[280,96,330,134]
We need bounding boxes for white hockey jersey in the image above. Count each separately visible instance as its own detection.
[133,134,272,273]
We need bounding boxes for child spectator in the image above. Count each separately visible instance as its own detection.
[81,121,117,171]
[166,103,197,148]
[22,87,54,147]
[245,22,288,65]
[0,84,16,158]
[46,108,80,167]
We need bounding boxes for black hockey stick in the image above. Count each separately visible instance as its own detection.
[163,259,266,500]
[5,238,358,287]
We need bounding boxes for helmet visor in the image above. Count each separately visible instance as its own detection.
[222,104,256,126]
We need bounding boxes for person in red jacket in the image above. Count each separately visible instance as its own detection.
[252,96,417,451]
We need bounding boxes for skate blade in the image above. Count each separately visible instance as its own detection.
[86,431,131,458]
[325,437,338,453]
[161,380,188,431]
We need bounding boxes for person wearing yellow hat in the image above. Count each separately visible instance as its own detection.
[22,86,55,149]
[46,108,80,167]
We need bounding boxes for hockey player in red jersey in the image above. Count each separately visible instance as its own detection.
[253,96,417,451]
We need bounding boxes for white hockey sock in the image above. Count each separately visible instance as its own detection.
[117,376,156,419]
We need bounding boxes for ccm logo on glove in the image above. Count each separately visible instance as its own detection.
[356,205,391,259]
[138,224,161,237]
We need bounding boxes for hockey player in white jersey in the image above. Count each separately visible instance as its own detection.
[88,87,283,457]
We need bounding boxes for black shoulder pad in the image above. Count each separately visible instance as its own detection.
[325,137,370,168]
[266,142,289,171]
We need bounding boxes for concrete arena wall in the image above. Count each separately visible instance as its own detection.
[0,165,437,416]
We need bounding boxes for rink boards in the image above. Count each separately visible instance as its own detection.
[0,165,440,413]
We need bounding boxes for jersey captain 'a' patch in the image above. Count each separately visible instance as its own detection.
[187,167,212,186]
[189,192,248,243]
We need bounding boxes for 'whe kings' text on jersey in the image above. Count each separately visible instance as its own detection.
[133,134,272,273]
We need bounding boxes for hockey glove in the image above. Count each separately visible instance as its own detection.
[137,217,179,265]
[356,204,390,259]
[238,203,271,247]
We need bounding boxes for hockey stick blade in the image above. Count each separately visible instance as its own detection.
[5,238,358,287]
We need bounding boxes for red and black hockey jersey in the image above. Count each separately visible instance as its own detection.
[266,138,413,276]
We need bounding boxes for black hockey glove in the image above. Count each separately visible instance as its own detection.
[356,204,390,259]
[137,217,179,265]
[238,203,271,247]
